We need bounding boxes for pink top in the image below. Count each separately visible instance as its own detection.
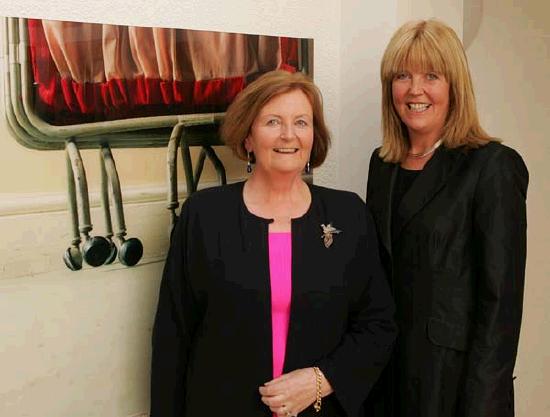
[268,232,292,382]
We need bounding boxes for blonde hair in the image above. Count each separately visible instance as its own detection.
[380,19,494,162]
[220,70,330,168]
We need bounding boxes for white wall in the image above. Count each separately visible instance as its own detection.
[397,0,464,38]
[338,0,397,195]
[465,1,550,415]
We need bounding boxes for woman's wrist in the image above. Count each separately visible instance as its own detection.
[316,368,333,397]
[311,366,334,411]
[312,367,323,412]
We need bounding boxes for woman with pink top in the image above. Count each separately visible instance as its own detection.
[150,70,397,417]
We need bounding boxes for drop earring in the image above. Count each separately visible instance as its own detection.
[247,152,253,173]
[305,161,311,174]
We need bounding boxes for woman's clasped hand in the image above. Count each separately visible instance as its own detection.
[260,367,329,416]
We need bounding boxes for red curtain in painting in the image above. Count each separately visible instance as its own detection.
[27,19,299,125]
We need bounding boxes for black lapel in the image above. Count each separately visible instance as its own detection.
[393,147,465,238]
[371,159,398,257]
[236,182,274,380]
[284,185,324,373]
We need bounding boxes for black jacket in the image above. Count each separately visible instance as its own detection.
[150,181,397,417]
[365,142,528,417]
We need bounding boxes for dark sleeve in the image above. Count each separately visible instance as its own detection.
[462,147,528,417]
[316,200,397,417]
[150,201,200,417]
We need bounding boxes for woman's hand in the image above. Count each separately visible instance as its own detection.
[259,367,333,416]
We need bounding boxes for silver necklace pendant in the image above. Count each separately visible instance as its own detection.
[321,223,342,248]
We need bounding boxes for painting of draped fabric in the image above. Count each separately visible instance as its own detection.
[2,16,312,271]
[27,19,306,125]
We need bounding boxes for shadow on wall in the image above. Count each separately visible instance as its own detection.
[463,0,483,49]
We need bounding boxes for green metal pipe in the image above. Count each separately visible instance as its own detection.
[101,144,127,238]
[203,146,227,186]
[99,147,114,240]
[180,140,195,195]
[166,122,184,227]
[192,147,208,191]
[66,151,81,246]
[8,18,50,141]
[3,18,50,149]
[66,140,92,235]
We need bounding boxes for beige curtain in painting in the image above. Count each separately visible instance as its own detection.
[41,20,282,83]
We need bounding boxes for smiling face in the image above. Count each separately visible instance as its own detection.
[245,89,314,176]
[392,69,450,142]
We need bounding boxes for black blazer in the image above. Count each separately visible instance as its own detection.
[365,142,528,417]
[150,181,397,417]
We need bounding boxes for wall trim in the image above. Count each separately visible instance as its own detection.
[0,178,246,217]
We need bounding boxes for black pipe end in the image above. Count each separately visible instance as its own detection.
[119,238,143,267]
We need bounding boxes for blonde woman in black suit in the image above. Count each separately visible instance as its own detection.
[365,20,528,417]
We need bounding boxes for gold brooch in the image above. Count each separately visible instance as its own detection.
[321,223,342,248]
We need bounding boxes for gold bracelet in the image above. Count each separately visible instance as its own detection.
[312,366,323,412]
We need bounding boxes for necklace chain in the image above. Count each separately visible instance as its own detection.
[407,139,442,158]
